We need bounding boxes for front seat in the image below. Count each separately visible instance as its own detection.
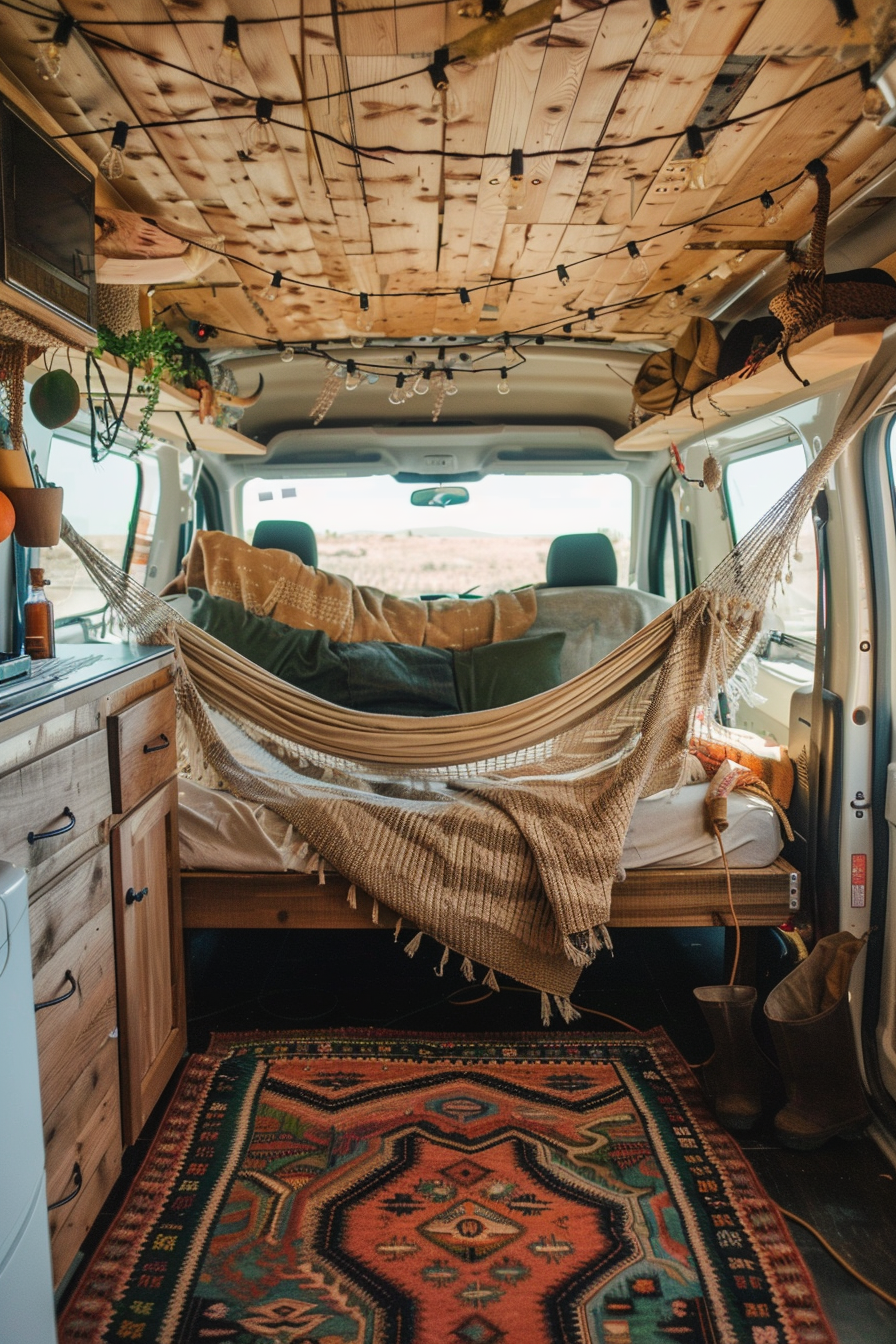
[545,532,617,587]
[252,519,318,568]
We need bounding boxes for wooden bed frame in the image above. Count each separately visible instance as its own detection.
[180,859,800,931]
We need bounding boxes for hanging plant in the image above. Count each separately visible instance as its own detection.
[94,322,186,454]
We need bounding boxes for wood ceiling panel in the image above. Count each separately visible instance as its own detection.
[0,0,891,346]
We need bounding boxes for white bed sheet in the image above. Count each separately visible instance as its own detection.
[177,777,783,874]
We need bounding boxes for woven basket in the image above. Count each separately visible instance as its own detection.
[769,160,896,348]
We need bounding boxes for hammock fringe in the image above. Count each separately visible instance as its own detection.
[404,930,424,958]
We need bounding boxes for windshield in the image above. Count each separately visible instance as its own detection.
[241,473,632,597]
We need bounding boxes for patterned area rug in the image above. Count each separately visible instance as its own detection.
[60,1031,835,1344]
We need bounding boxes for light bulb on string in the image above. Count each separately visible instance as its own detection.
[624,240,649,286]
[761,189,784,227]
[583,308,598,333]
[682,124,712,191]
[216,15,244,87]
[344,359,362,391]
[556,264,570,286]
[277,341,295,364]
[414,369,432,396]
[427,48,461,122]
[36,15,75,81]
[357,292,373,332]
[241,98,276,158]
[497,368,510,395]
[500,149,528,210]
[445,368,458,395]
[99,122,129,181]
[389,373,406,405]
[666,285,685,311]
[262,270,283,302]
[649,0,672,30]
[350,336,366,349]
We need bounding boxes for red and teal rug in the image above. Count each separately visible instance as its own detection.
[60,1031,835,1344]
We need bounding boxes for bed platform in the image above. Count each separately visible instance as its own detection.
[180,859,800,932]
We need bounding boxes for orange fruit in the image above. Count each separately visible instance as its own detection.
[0,490,15,544]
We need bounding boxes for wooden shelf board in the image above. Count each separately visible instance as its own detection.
[39,352,266,457]
[615,320,890,453]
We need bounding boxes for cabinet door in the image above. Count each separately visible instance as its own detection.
[111,779,186,1143]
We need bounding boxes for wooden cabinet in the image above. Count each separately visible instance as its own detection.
[111,779,186,1144]
[0,650,182,1287]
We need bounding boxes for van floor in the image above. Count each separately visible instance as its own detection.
[63,927,896,1342]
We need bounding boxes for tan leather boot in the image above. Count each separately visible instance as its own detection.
[693,985,766,1132]
[763,931,871,1150]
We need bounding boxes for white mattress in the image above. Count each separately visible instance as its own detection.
[177,777,783,874]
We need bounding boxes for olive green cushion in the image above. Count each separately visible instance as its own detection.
[453,631,566,711]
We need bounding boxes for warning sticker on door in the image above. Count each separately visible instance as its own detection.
[851,854,866,908]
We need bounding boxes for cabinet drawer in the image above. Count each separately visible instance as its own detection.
[47,1099,121,1288]
[0,730,112,891]
[108,684,177,815]
[33,854,118,1122]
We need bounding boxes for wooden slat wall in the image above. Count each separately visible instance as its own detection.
[0,0,890,345]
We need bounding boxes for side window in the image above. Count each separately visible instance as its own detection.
[40,438,157,625]
[725,442,816,649]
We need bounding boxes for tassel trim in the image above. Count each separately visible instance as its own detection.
[393,917,403,942]
[554,995,581,1024]
[404,930,424,958]
[346,883,357,909]
[460,956,475,982]
[371,899,379,925]
[562,935,594,968]
[541,992,552,1026]
[435,945,450,978]
[317,854,326,885]
[483,968,500,992]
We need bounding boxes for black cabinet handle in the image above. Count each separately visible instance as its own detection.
[28,806,75,845]
[48,1163,82,1211]
[143,733,170,754]
[35,969,77,1012]
[125,886,149,905]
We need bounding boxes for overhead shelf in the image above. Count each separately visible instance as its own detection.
[26,352,265,457]
[615,319,891,453]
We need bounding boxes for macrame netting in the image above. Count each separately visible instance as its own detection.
[61,338,896,1013]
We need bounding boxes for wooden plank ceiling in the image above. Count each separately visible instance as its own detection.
[0,0,893,347]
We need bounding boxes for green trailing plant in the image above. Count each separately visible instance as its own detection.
[92,325,212,455]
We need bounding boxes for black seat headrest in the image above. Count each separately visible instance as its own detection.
[545,533,617,587]
[252,519,318,568]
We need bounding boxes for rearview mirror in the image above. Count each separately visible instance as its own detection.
[410,486,470,508]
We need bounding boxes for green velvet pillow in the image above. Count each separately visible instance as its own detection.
[183,589,460,716]
[453,631,566,712]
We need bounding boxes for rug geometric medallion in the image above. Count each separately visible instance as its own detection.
[59,1030,836,1344]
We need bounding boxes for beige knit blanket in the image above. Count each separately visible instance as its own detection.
[165,529,536,649]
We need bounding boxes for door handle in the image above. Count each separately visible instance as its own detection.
[28,806,75,844]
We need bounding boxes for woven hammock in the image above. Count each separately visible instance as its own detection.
[61,338,896,1018]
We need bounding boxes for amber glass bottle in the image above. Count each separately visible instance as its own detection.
[23,567,55,660]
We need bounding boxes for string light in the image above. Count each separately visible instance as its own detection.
[388,372,406,405]
[624,240,649,285]
[344,359,362,390]
[666,284,686,310]
[35,14,75,81]
[99,121,129,180]
[414,368,432,395]
[760,189,784,227]
[583,308,598,332]
[497,368,510,394]
[278,341,295,363]
[556,265,570,286]
[262,270,283,302]
[649,0,672,27]
[445,368,458,395]
[241,98,275,157]
[427,47,461,122]
[459,288,472,305]
[683,124,712,191]
[350,335,367,349]
[217,14,243,85]
[500,149,527,211]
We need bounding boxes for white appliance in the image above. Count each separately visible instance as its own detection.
[0,861,58,1343]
